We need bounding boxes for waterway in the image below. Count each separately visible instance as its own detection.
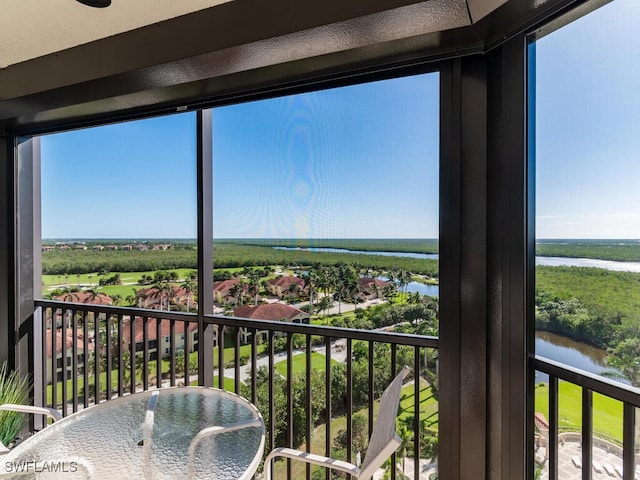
[274,246,640,273]
[277,246,632,382]
[534,331,621,383]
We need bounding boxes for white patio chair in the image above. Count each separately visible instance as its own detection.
[0,403,62,454]
[264,365,410,480]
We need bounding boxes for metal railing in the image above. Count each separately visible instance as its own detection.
[34,299,438,480]
[534,355,640,480]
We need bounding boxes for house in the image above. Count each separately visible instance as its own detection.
[92,245,104,251]
[232,302,310,343]
[121,244,133,251]
[213,278,246,305]
[136,285,195,311]
[42,245,55,252]
[105,245,118,250]
[122,317,199,360]
[265,276,305,298]
[53,291,113,306]
[0,1,628,479]
[74,245,87,250]
[45,329,94,384]
[357,277,391,301]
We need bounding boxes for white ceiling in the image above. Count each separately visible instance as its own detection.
[0,0,231,68]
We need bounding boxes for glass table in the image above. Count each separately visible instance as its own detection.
[1,387,265,479]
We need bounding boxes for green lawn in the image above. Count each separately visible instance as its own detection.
[274,377,436,478]
[274,352,337,377]
[534,380,623,443]
[46,342,265,405]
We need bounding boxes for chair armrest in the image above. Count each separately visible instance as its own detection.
[264,447,361,480]
[187,418,264,480]
[0,404,62,422]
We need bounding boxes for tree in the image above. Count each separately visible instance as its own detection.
[182,279,196,312]
[604,337,640,386]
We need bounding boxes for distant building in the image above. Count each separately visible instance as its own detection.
[213,278,246,305]
[121,244,133,251]
[42,245,55,252]
[92,245,105,251]
[53,291,113,305]
[122,317,201,360]
[232,302,310,343]
[45,329,94,384]
[105,245,118,250]
[357,277,391,300]
[265,276,305,298]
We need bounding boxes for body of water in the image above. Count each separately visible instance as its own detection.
[273,246,438,260]
[275,247,640,273]
[535,331,625,384]
[535,256,640,272]
[405,281,439,296]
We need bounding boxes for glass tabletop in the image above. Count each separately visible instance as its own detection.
[1,387,265,480]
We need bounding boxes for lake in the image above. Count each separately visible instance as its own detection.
[535,331,625,384]
[275,246,640,273]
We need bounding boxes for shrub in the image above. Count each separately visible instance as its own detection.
[0,362,30,446]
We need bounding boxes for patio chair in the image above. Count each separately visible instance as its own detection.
[0,403,62,454]
[264,365,410,480]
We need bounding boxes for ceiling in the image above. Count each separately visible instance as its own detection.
[0,0,231,68]
[0,0,515,70]
[2,0,578,133]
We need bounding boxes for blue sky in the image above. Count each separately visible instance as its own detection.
[535,0,640,239]
[41,0,640,241]
[41,73,439,239]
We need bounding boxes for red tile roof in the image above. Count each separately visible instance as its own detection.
[233,302,309,321]
[53,291,113,305]
[267,276,305,288]
[122,317,198,344]
[45,329,94,357]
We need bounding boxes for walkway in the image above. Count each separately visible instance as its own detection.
[537,439,635,480]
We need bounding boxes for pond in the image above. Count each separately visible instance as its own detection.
[535,331,625,384]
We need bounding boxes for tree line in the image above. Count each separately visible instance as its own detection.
[42,242,439,277]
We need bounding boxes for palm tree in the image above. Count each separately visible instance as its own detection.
[229,283,242,307]
[397,423,411,475]
[182,279,196,312]
[287,281,299,302]
[247,272,260,305]
[301,271,317,307]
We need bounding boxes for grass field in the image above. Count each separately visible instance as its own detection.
[274,352,338,377]
[46,342,265,405]
[534,381,623,443]
[273,377,436,478]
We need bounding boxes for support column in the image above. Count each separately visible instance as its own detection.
[197,110,214,387]
[0,135,12,369]
[486,33,533,480]
[439,55,488,480]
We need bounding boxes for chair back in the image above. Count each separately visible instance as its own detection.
[358,366,410,480]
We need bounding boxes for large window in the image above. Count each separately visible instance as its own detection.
[533,0,640,476]
[211,74,440,327]
[40,113,198,311]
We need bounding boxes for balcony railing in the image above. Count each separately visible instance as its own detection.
[534,356,640,480]
[34,299,438,480]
